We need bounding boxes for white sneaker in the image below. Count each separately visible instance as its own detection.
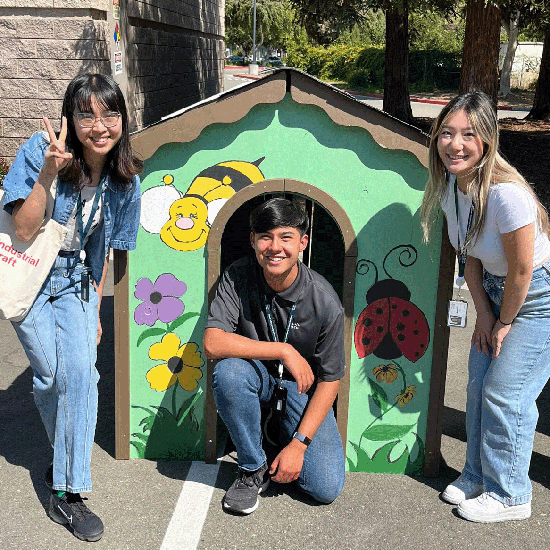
[457,492,531,523]
[441,475,483,505]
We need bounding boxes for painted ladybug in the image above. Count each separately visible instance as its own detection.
[354,246,430,363]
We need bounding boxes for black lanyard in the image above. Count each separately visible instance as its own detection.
[263,295,297,383]
[77,183,102,261]
[454,178,475,280]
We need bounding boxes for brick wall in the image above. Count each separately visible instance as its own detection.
[0,1,224,163]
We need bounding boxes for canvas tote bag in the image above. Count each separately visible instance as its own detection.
[0,179,67,321]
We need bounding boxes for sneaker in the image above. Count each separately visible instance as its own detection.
[222,463,270,515]
[441,475,483,504]
[48,492,104,541]
[45,464,53,491]
[457,492,531,523]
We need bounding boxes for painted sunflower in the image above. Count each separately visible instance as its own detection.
[373,364,399,384]
[396,385,417,407]
[146,333,204,391]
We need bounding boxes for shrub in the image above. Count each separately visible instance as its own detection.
[0,158,9,188]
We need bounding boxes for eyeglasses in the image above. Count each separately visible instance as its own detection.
[75,112,121,128]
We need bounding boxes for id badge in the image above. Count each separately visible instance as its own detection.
[448,299,468,328]
[81,270,90,303]
[272,384,287,416]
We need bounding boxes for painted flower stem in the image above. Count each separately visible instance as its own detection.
[172,382,178,417]
[358,360,408,449]
[177,387,203,426]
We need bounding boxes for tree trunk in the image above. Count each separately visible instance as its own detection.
[383,1,413,124]
[459,0,501,105]
[527,26,550,120]
[498,13,519,98]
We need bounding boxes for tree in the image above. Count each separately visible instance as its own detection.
[459,0,502,105]
[498,10,520,98]
[226,0,293,57]
[527,26,550,119]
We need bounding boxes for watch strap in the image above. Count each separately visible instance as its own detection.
[292,431,312,447]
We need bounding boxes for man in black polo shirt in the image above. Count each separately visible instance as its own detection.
[204,197,345,515]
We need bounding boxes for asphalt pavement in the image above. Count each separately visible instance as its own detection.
[2,260,550,550]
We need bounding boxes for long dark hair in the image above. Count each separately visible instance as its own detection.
[59,73,142,189]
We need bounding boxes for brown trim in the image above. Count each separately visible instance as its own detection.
[204,179,357,463]
[114,249,131,459]
[130,72,287,161]
[130,69,429,169]
[423,224,455,476]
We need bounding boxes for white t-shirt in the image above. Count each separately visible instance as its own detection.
[440,175,550,276]
[61,185,103,251]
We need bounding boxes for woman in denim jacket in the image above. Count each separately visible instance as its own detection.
[421,91,550,523]
[1,74,141,542]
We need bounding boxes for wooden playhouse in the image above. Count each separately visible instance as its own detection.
[113,68,454,476]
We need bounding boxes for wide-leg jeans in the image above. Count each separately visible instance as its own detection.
[212,358,345,503]
[12,254,99,493]
[462,262,550,505]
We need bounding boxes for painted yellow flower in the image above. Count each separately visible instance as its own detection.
[396,385,417,407]
[146,333,204,392]
[373,364,399,384]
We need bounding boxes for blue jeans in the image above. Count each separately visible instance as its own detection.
[12,254,99,493]
[212,358,345,503]
[462,262,550,505]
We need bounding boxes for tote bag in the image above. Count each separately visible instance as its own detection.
[0,180,67,322]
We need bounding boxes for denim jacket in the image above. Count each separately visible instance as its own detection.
[1,132,141,285]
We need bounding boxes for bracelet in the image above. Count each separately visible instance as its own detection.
[498,316,513,325]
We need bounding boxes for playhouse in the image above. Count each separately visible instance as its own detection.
[113,69,454,476]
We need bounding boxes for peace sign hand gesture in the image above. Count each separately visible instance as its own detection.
[41,116,72,181]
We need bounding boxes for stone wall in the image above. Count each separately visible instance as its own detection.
[0,1,224,163]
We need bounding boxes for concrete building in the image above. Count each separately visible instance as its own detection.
[0,0,224,163]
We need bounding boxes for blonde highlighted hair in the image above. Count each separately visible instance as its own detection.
[420,91,548,244]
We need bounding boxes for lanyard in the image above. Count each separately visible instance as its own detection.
[454,178,475,290]
[263,295,297,384]
[77,183,103,262]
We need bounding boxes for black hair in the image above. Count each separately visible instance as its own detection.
[250,197,309,236]
[59,73,142,189]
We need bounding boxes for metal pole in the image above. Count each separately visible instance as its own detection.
[252,0,257,63]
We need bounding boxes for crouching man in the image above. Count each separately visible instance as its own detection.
[203,197,345,515]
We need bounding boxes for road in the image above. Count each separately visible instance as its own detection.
[223,67,530,120]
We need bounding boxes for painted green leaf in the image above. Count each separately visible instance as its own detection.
[168,312,200,333]
[138,415,155,433]
[131,432,148,443]
[132,405,155,416]
[367,378,388,413]
[347,441,371,472]
[130,440,146,458]
[361,423,416,441]
[137,327,167,347]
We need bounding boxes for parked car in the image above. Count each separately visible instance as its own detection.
[225,56,245,66]
[262,56,284,68]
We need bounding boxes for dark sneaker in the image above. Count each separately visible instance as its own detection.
[48,492,104,542]
[45,464,53,490]
[223,463,270,515]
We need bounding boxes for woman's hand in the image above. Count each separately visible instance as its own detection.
[471,309,496,356]
[42,116,72,179]
[490,319,512,358]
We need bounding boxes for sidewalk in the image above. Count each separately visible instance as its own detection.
[1,268,550,549]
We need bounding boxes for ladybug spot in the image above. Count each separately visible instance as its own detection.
[396,322,405,331]
[402,310,410,317]
[413,329,419,335]
[415,351,419,357]
[376,308,383,315]
[377,326,384,333]
[391,304,397,309]
[397,334,405,342]
[362,337,370,345]
[364,318,373,327]
[420,343,425,348]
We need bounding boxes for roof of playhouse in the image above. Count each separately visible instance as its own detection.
[130,68,429,167]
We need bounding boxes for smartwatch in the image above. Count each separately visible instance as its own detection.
[292,431,312,447]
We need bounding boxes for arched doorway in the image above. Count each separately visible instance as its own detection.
[204,179,357,463]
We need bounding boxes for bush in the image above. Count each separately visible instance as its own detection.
[0,158,9,188]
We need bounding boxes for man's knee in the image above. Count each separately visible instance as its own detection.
[212,358,260,399]
[299,472,345,504]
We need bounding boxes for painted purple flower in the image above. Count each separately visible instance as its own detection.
[134,274,187,326]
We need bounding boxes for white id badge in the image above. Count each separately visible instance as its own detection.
[447,300,468,328]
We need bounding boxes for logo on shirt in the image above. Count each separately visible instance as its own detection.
[290,321,300,330]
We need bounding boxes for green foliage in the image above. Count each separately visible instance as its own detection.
[334,10,386,47]
[409,10,464,53]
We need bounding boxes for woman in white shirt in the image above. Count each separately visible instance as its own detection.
[421,91,550,523]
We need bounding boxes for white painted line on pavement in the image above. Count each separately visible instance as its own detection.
[160,460,221,550]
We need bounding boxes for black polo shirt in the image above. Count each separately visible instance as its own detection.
[206,256,345,382]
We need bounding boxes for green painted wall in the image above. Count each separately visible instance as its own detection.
[128,94,442,472]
